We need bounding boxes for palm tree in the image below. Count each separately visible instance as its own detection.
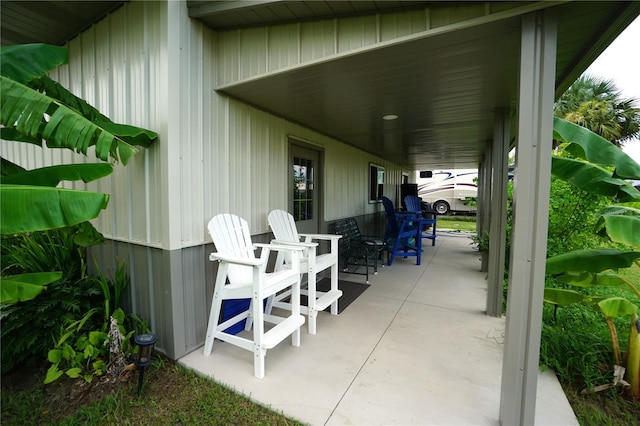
[554,75,640,147]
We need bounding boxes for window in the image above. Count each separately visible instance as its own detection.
[293,156,314,220]
[369,163,385,203]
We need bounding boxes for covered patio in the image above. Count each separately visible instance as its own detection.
[179,231,577,425]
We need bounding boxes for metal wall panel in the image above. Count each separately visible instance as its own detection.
[240,27,267,80]
[216,29,241,86]
[268,24,299,72]
[300,20,335,62]
[337,14,378,52]
[0,0,167,245]
[200,93,409,238]
[0,0,412,245]
[380,10,428,41]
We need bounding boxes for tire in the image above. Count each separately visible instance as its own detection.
[433,200,450,215]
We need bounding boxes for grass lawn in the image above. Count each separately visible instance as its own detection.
[1,356,304,425]
[436,214,477,232]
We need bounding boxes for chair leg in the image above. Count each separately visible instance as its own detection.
[204,267,228,356]
[252,292,266,378]
[254,345,266,379]
[291,277,301,347]
[329,262,339,316]
[203,291,223,356]
[244,299,254,331]
[307,266,317,334]
[359,249,367,283]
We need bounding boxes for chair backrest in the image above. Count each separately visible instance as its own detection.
[404,195,422,214]
[208,214,255,284]
[268,209,300,242]
[381,196,401,235]
[268,209,304,264]
[334,217,361,253]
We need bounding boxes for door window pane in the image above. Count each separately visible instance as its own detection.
[293,156,314,221]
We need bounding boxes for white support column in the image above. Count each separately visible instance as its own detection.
[486,109,510,317]
[499,10,557,426]
[478,145,491,273]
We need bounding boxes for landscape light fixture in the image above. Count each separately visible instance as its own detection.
[134,333,157,396]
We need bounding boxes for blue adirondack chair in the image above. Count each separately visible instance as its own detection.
[381,196,423,266]
[404,195,437,246]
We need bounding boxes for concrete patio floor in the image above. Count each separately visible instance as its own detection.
[178,230,578,425]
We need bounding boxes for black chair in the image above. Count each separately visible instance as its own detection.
[404,195,437,246]
[334,217,384,283]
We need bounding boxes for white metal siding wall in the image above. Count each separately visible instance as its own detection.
[0,0,413,251]
[208,96,405,236]
[0,0,167,247]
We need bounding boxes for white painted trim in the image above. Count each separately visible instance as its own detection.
[161,0,184,250]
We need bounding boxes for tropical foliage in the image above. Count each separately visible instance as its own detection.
[0,43,158,304]
[1,228,102,372]
[554,75,640,146]
[44,262,148,384]
[543,117,640,398]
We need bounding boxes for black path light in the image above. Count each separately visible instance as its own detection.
[134,333,157,396]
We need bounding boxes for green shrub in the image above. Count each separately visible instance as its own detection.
[0,229,101,372]
[546,176,610,257]
[1,229,147,375]
[541,302,619,388]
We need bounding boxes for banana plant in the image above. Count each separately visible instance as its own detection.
[545,118,640,398]
[0,43,158,304]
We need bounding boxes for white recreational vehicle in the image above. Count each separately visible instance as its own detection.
[416,169,478,215]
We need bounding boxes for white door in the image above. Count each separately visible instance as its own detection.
[290,143,321,234]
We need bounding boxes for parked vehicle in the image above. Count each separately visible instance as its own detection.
[415,169,478,215]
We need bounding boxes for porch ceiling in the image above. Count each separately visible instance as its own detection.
[0,1,126,47]
[218,17,521,169]
[190,1,639,170]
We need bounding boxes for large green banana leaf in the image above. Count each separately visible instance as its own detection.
[1,157,26,176]
[1,185,109,234]
[544,288,586,305]
[553,117,640,179]
[600,215,640,248]
[0,127,42,146]
[1,77,139,165]
[1,44,158,161]
[546,249,640,275]
[1,163,113,186]
[551,156,640,202]
[30,76,157,149]
[0,272,62,304]
[596,297,638,318]
[556,271,630,288]
[543,290,638,318]
[0,43,67,84]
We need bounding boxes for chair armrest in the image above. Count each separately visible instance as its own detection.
[359,235,384,244]
[397,211,420,220]
[254,242,305,252]
[299,233,342,241]
[270,239,318,248]
[209,253,264,267]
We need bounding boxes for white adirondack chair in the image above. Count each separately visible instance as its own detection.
[267,209,342,335]
[204,213,305,379]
